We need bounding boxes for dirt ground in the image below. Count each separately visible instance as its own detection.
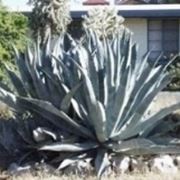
[0,172,179,180]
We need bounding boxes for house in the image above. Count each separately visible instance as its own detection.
[71,0,180,61]
[5,0,180,60]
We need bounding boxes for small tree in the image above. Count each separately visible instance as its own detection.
[28,0,71,45]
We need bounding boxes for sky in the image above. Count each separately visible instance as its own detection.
[2,0,115,11]
[2,0,89,11]
[3,0,31,11]
[3,0,83,7]
[3,0,28,7]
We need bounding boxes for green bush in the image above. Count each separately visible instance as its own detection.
[165,56,180,91]
[0,3,28,83]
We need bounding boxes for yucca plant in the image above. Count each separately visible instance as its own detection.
[28,0,71,45]
[1,15,180,178]
[83,8,125,38]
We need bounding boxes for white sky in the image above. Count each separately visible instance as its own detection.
[3,0,83,7]
[2,0,120,12]
[3,0,31,11]
[2,0,90,11]
[3,0,28,7]
[3,0,115,10]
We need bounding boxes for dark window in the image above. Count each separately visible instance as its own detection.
[148,19,179,61]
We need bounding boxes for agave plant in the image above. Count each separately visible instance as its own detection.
[1,20,180,178]
[0,34,85,168]
[3,35,78,108]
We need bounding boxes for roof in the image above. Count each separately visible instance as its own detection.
[71,4,180,18]
[7,4,180,18]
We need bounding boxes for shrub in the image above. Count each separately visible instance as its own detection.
[165,56,180,91]
[0,3,28,84]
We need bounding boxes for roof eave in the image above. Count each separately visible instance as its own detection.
[13,4,180,18]
[71,4,180,18]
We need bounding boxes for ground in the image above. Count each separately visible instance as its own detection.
[0,172,180,180]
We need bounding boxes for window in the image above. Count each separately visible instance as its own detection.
[148,19,179,61]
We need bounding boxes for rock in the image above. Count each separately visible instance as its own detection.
[7,163,31,176]
[111,156,130,174]
[76,158,93,175]
[0,174,9,180]
[144,92,180,119]
[34,162,55,174]
[63,159,93,176]
[130,157,149,173]
[150,155,178,173]
[174,155,180,169]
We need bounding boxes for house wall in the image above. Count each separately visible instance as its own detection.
[125,18,180,59]
[125,18,148,60]
[179,19,180,52]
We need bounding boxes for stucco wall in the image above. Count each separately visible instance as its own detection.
[125,18,148,60]
[179,19,180,52]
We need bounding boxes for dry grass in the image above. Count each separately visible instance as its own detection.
[0,101,13,120]
[1,172,180,180]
